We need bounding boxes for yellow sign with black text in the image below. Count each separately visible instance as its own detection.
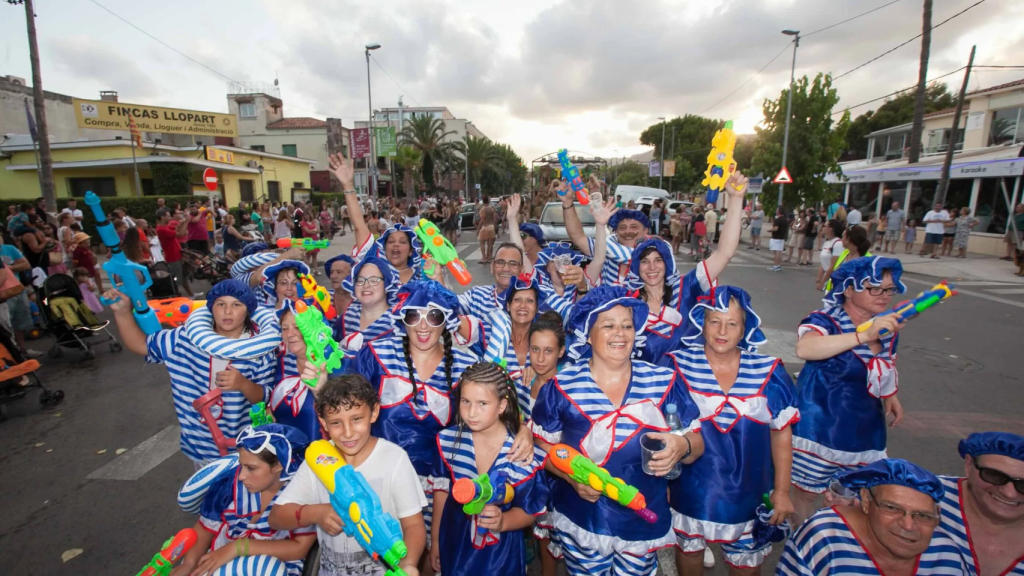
[205,147,235,164]
[73,98,238,137]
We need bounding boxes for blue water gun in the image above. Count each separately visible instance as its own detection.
[306,440,409,576]
[556,149,591,205]
[85,191,161,335]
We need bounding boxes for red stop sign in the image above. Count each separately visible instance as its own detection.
[203,167,218,191]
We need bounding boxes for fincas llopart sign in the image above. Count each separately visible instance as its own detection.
[73,98,239,137]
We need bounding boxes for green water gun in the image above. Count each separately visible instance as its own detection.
[548,443,658,523]
[276,237,330,250]
[294,300,343,388]
[250,402,274,427]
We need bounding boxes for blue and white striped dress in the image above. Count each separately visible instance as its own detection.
[330,300,395,353]
[777,507,968,575]
[586,235,635,287]
[938,475,1024,576]
[146,328,275,464]
[430,427,549,576]
[530,360,700,576]
[199,466,316,576]
[478,310,532,418]
[231,252,279,280]
[458,284,501,319]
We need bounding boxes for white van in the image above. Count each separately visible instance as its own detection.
[612,185,670,206]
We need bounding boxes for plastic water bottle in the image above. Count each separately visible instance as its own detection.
[665,403,684,480]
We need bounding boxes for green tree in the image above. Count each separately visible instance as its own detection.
[639,114,732,193]
[842,83,956,159]
[151,162,194,197]
[455,135,501,197]
[480,143,528,195]
[613,161,654,188]
[392,146,423,201]
[752,72,850,212]
[400,114,457,193]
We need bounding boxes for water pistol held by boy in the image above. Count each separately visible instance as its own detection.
[135,528,198,576]
[856,280,958,337]
[149,297,204,328]
[414,218,473,285]
[547,443,657,523]
[556,149,591,206]
[305,440,412,576]
[702,120,745,206]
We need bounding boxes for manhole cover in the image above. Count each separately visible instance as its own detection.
[899,346,983,373]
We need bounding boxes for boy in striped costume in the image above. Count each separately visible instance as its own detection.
[779,458,968,576]
[938,432,1024,575]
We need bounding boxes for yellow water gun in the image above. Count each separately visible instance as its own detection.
[702,120,745,205]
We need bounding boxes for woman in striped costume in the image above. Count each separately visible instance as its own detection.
[790,256,909,523]
[106,280,279,467]
[322,254,354,317]
[330,255,399,352]
[660,286,799,574]
[261,260,311,381]
[530,286,703,576]
[171,425,316,576]
[779,458,968,576]
[267,300,323,443]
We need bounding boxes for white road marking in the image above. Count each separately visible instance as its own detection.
[902,277,1024,309]
[87,425,181,481]
[986,288,1024,295]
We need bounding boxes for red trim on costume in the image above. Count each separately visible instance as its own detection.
[835,506,922,576]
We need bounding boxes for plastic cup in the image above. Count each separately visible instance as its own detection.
[640,433,666,476]
[554,254,571,275]
[590,192,603,207]
[828,480,859,505]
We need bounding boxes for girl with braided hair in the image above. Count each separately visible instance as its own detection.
[428,362,549,576]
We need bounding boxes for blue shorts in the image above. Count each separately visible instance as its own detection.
[925,232,944,245]
[750,227,761,237]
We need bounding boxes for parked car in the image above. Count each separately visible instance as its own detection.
[535,201,602,243]
[458,199,501,230]
[612,185,669,206]
[635,197,694,215]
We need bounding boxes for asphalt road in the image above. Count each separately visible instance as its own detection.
[1,231,1022,576]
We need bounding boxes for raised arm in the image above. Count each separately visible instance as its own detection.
[585,195,617,283]
[704,172,749,280]
[559,181,592,257]
[505,194,532,275]
[328,153,371,250]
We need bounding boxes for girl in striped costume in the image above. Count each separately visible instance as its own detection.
[779,458,968,576]
[660,286,799,573]
[106,280,279,467]
[171,425,316,576]
[531,286,703,576]
[234,244,307,307]
[260,260,311,381]
[428,362,550,576]
[790,256,909,523]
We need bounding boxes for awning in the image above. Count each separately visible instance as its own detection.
[5,155,261,174]
[829,145,1024,184]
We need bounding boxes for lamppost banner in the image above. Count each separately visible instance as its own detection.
[351,128,371,159]
[649,161,661,178]
[375,127,397,157]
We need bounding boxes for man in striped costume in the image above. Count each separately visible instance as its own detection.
[778,458,967,575]
[938,432,1024,576]
[458,242,524,319]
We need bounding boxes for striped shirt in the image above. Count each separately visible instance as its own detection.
[331,299,395,350]
[586,234,636,287]
[146,328,275,463]
[938,475,1024,576]
[458,285,501,319]
[230,252,279,280]
[778,507,967,575]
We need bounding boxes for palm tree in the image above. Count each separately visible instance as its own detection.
[400,114,457,193]
[392,146,423,201]
[455,135,502,197]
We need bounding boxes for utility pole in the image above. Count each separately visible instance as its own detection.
[937,45,975,205]
[13,0,56,210]
[778,30,800,210]
[658,117,666,189]
[907,0,932,164]
[668,125,676,196]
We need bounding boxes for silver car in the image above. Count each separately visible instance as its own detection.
[536,202,600,243]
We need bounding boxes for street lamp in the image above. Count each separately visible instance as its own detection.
[777,29,800,210]
[658,117,666,189]
[365,43,381,200]
[465,121,473,200]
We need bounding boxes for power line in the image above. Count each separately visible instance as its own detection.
[370,55,424,107]
[833,0,988,81]
[831,66,967,116]
[803,0,905,37]
[973,65,1024,69]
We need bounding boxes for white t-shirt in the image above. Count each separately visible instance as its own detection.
[846,209,862,226]
[924,210,949,235]
[277,439,426,576]
[404,216,420,229]
[61,207,83,220]
[820,237,843,271]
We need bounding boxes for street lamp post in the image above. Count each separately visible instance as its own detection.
[777,29,800,210]
[658,117,666,189]
[365,43,381,201]
[464,121,472,201]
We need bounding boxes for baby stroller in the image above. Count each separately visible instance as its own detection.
[0,322,62,421]
[181,249,231,286]
[148,261,179,299]
[40,274,123,360]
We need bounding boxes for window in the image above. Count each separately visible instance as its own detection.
[989,108,1024,146]
[239,179,255,203]
[250,145,265,152]
[239,103,256,118]
[68,177,116,197]
[282,144,298,157]
[141,178,155,196]
[907,180,938,225]
[972,177,1012,234]
[540,204,596,225]
[267,181,280,202]
[847,183,878,216]
[925,129,965,154]
[293,182,304,189]
[941,179,974,217]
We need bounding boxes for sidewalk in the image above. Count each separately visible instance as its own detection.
[738,228,1024,284]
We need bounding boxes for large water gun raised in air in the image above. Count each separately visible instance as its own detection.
[277,237,330,251]
[856,280,958,338]
[298,272,337,320]
[306,440,410,576]
[85,191,161,335]
[453,471,515,535]
[415,218,473,285]
[556,149,591,206]
[294,300,343,388]
[135,528,198,576]
[149,297,204,329]
[701,121,745,206]
[548,443,657,523]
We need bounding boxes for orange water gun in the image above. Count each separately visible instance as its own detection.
[135,528,198,576]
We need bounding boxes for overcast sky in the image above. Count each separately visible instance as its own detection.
[2,0,1022,164]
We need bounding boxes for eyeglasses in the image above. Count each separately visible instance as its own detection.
[866,286,899,296]
[403,308,446,328]
[866,488,941,526]
[493,259,522,270]
[975,464,1024,494]
[354,276,384,287]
